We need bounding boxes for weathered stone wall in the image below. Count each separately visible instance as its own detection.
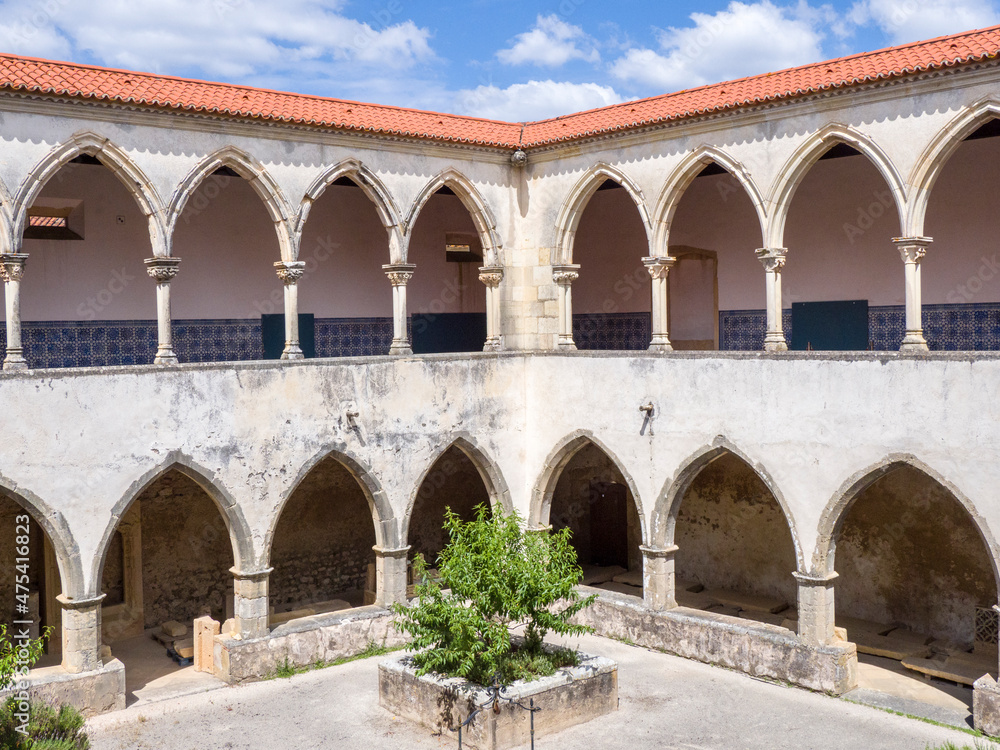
[270,456,376,610]
[408,446,491,563]
[550,444,642,572]
[836,466,997,644]
[0,496,45,628]
[135,471,234,629]
[100,531,124,607]
[674,453,798,604]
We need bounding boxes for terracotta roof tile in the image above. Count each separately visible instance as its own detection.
[0,24,998,149]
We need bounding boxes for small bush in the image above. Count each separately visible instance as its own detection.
[0,697,90,749]
[392,506,596,686]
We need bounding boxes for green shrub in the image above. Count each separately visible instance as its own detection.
[392,506,596,686]
[0,698,90,750]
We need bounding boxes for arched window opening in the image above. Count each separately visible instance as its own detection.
[673,453,797,627]
[548,443,642,599]
[571,180,650,350]
[270,456,376,621]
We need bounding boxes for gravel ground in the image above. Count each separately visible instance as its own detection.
[86,634,989,750]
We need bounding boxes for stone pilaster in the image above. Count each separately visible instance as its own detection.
[0,253,29,370]
[641,545,678,611]
[756,248,788,352]
[643,256,676,353]
[894,237,933,352]
[383,263,416,355]
[58,594,104,674]
[794,571,838,646]
[373,545,410,607]
[144,257,181,365]
[274,260,307,360]
[231,567,271,640]
[552,264,580,351]
[479,266,504,352]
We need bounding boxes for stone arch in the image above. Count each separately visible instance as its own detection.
[91,453,254,591]
[554,163,653,265]
[297,158,405,263]
[653,146,767,252]
[812,454,1000,586]
[263,445,398,563]
[401,435,514,543]
[650,437,803,569]
[905,99,1000,237]
[167,145,295,260]
[0,474,83,599]
[530,429,646,543]
[764,123,907,249]
[403,168,502,266]
[12,130,168,256]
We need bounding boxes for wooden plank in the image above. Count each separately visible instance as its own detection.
[902,655,995,686]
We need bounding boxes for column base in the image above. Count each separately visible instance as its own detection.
[482,337,503,353]
[3,349,28,370]
[389,341,413,355]
[153,348,178,366]
[556,336,577,351]
[648,339,673,353]
[900,331,929,352]
[280,345,304,361]
[763,335,788,352]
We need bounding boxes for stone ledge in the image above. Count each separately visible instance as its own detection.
[0,659,126,717]
[574,588,857,695]
[974,675,1000,736]
[379,651,618,750]
[213,606,407,684]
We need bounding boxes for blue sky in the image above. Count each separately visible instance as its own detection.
[0,0,996,120]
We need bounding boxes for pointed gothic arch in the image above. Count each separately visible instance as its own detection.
[167,145,295,260]
[764,123,907,249]
[554,163,653,265]
[13,131,168,256]
[652,146,767,252]
[905,99,1000,237]
[403,169,502,266]
[297,159,405,263]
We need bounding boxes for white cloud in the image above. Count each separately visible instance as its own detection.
[454,80,625,121]
[610,1,826,91]
[0,0,435,82]
[497,14,599,67]
[848,0,999,44]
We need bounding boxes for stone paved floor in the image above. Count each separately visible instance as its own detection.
[86,634,993,750]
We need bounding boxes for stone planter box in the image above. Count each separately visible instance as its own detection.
[379,651,618,750]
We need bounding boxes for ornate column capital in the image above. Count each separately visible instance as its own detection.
[755,247,787,272]
[552,263,580,286]
[478,265,504,288]
[642,256,676,279]
[893,236,933,264]
[144,256,182,283]
[0,253,29,283]
[383,263,416,286]
[273,260,306,285]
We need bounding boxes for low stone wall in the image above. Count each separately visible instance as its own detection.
[573,588,858,695]
[379,651,618,750]
[4,660,127,717]
[974,675,1000,736]
[213,605,407,684]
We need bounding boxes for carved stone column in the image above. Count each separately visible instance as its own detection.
[756,248,788,352]
[894,237,933,352]
[144,257,181,365]
[0,253,29,370]
[479,266,504,352]
[373,545,410,606]
[274,260,306,360]
[552,264,580,350]
[58,593,104,673]
[231,567,271,640]
[643,256,676,352]
[641,544,678,611]
[794,571,838,646]
[383,263,416,355]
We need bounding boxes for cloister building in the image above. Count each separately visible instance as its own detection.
[3,23,1000,734]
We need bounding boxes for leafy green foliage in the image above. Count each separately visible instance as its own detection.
[392,506,596,686]
[0,698,90,750]
[0,625,49,692]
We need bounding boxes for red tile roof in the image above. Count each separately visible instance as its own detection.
[0,25,998,150]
